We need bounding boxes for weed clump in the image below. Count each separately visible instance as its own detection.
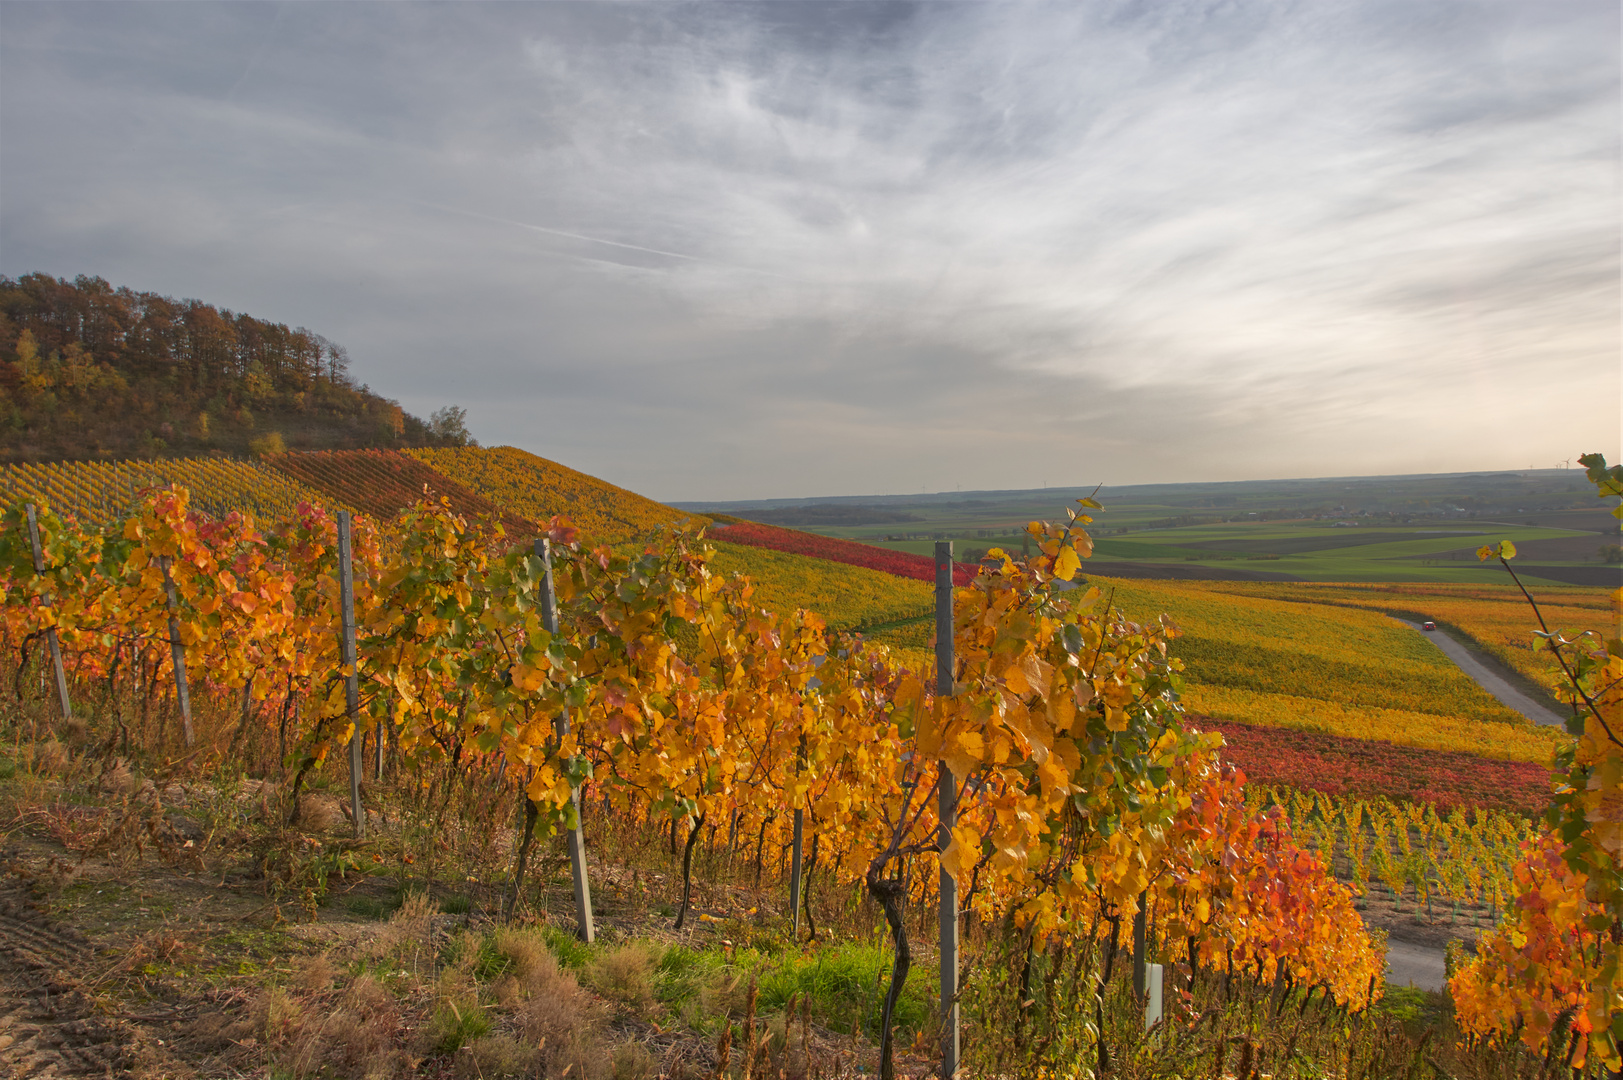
[584,943,659,1014]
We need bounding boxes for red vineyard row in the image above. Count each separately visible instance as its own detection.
[711,521,978,585]
[1197,716,1550,816]
[267,450,535,536]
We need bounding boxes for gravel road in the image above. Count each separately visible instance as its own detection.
[1385,938,1447,991]
[1394,619,1567,728]
[1373,618,1568,995]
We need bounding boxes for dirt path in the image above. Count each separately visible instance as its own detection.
[0,886,136,1078]
[1394,619,1566,728]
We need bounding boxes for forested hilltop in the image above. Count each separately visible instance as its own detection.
[0,273,472,462]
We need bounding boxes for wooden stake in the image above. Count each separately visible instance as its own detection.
[537,538,595,942]
[23,506,72,721]
[935,541,960,1078]
[790,807,805,936]
[157,555,194,748]
[338,511,363,838]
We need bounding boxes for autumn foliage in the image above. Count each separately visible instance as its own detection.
[711,520,978,585]
[0,483,1387,1069]
[1447,453,1623,1069]
[1204,717,1551,815]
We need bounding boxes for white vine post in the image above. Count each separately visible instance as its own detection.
[536,538,595,942]
[23,505,73,721]
[156,554,195,748]
[789,803,805,936]
[338,511,363,839]
[936,541,961,1077]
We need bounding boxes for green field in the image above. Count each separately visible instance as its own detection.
[679,469,1621,587]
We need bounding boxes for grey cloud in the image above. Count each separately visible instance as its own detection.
[1,1,1616,499]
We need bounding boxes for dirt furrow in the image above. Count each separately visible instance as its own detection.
[0,887,135,1079]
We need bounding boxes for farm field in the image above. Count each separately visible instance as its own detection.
[849,521,1609,588]
[680,468,1621,588]
[709,520,977,584]
[1179,580,1619,708]
[705,540,932,635]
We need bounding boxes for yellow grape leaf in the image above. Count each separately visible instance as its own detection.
[940,822,979,881]
[1037,755,1069,795]
[1501,540,1517,559]
[510,663,548,693]
[945,728,985,779]
[1054,546,1081,581]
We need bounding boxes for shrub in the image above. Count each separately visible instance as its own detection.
[249,431,287,456]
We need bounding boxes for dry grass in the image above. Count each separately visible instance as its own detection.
[292,953,336,993]
[295,793,346,832]
[583,943,658,1015]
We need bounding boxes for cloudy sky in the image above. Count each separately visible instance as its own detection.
[1,2,1616,500]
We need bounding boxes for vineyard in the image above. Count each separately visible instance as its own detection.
[0,453,1617,1076]
[711,521,979,586]
[0,456,341,524]
[1180,683,1562,763]
[267,448,536,535]
[2,452,1591,828]
[1103,578,1530,726]
[1245,784,1538,924]
[705,541,932,636]
[1185,580,1617,704]
[407,446,703,545]
[0,486,1451,1078]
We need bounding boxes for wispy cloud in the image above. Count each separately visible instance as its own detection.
[1,1,1615,498]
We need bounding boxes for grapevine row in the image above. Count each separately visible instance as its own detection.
[0,488,1395,1071]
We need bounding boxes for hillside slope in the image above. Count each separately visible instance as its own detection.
[267,450,533,536]
[705,540,932,634]
[406,446,698,545]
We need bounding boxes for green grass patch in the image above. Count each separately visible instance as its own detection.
[650,937,934,1043]
[344,892,402,920]
[429,997,491,1052]
[541,923,597,969]
[760,940,935,1041]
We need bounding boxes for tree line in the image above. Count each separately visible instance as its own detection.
[0,272,473,463]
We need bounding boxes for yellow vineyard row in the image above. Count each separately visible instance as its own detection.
[1186,684,1562,764]
[1233,581,1618,703]
[0,456,338,524]
[706,540,932,634]
[405,446,695,545]
[1101,577,1527,718]
[1255,786,1538,913]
